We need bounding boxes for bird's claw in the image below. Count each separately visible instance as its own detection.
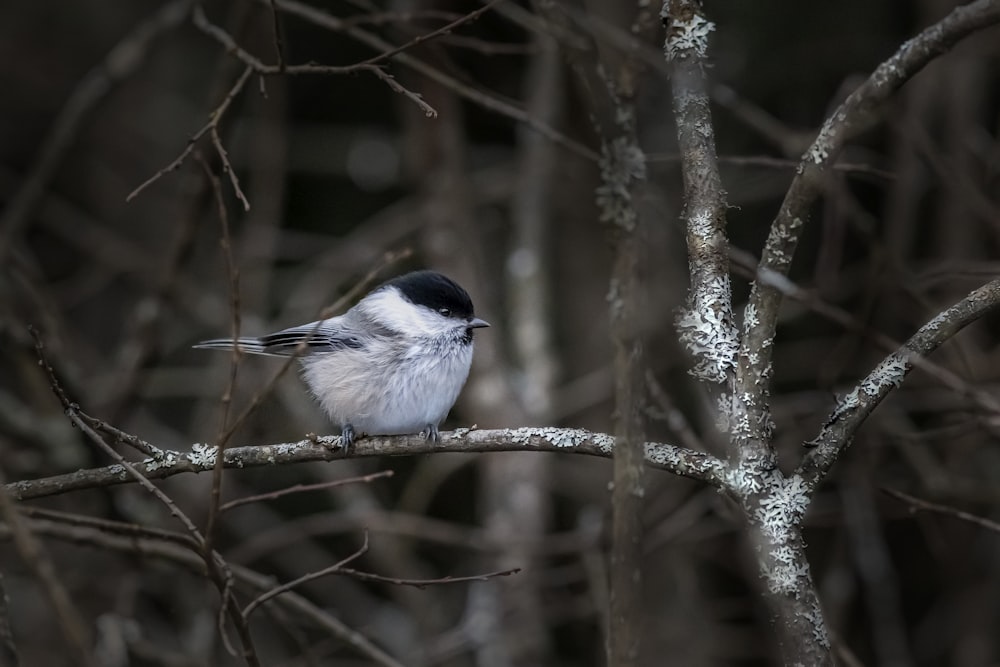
[339,424,356,450]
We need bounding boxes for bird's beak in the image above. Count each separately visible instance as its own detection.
[468,317,490,329]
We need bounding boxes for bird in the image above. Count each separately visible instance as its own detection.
[194,270,489,447]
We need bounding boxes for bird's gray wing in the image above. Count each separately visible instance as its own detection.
[194,317,366,356]
[257,317,366,355]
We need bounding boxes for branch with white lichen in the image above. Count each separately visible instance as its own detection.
[798,277,1000,488]
[663,0,738,387]
[738,0,1000,437]
[5,428,727,502]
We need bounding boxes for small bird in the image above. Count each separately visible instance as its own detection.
[194,270,489,446]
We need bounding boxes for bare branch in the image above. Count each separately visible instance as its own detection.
[334,565,521,588]
[366,67,438,118]
[882,487,1000,535]
[210,126,251,211]
[18,506,201,550]
[268,0,597,160]
[352,0,505,69]
[645,370,705,453]
[126,67,254,204]
[197,150,242,562]
[220,470,394,512]
[244,533,370,618]
[532,1,659,659]
[266,0,286,71]
[77,413,165,458]
[191,0,505,120]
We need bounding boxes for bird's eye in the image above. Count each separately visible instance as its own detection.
[438,307,452,317]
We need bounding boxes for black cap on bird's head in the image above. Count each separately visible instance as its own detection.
[384,271,489,329]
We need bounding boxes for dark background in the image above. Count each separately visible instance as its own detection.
[2,0,1000,665]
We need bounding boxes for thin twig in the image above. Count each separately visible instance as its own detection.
[882,487,1000,535]
[244,533,370,617]
[267,0,597,160]
[126,66,253,205]
[335,566,521,589]
[645,370,705,453]
[79,413,164,458]
[710,83,811,157]
[340,8,463,28]
[195,150,243,594]
[19,506,200,550]
[210,126,251,211]
[728,247,1000,421]
[267,0,286,71]
[354,0,505,68]
[644,152,896,181]
[367,67,438,118]
[220,470,394,512]
[192,3,453,118]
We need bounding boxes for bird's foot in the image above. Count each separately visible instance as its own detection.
[338,424,356,450]
[420,424,440,442]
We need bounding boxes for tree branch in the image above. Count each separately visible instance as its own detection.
[530,2,659,661]
[126,66,254,204]
[5,428,726,501]
[882,487,1000,535]
[664,0,738,388]
[603,120,647,667]
[268,0,598,161]
[739,0,1000,448]
[798,278,1000,487]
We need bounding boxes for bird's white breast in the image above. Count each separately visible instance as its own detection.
[299,336,474,436]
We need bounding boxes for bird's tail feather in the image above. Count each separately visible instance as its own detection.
[193,337,268,354]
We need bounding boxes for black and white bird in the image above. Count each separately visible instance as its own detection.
[194,270,489,446]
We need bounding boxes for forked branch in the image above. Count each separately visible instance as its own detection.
[798,278,1000,487]
[738,0,1000,444]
